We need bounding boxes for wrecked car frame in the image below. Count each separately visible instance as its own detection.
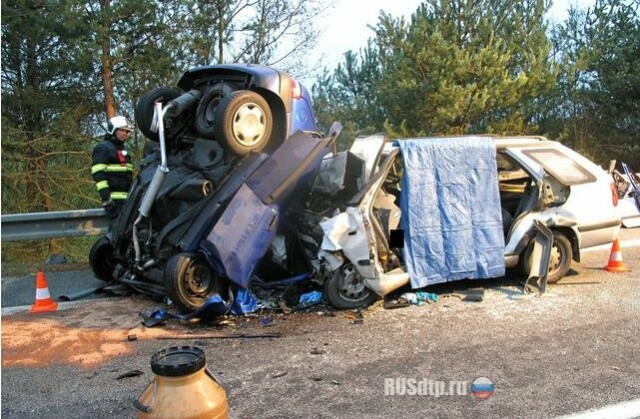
[309,135,620,309]
[90,63,343,311]
[91,120,342,311]
[90,62,621,312]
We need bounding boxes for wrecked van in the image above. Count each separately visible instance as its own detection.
[305,135,621,309]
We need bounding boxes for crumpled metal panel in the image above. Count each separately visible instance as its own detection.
[246,131,330,205]
[205,184,278,288]
[312,151,349,196]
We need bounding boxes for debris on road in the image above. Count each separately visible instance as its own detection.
[277,300,292,314]
[116,369,144,380]
[400,291,439,305]
[444,289,485,302]
[345,310,364,324]
[383,297,411,310]
[157,332,281,340]
[297,290,323,309]
[141,308,175,327]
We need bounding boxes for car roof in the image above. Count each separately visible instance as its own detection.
[490,136,552,148]
[385,135,607,181]
[386,135,554,152]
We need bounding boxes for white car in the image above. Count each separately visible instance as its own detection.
[310,135,621,308]
[495,137,620,279]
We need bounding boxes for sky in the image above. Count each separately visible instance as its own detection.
[305,0,596,84]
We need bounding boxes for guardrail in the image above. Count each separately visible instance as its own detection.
[1,209,109,242]
[2,167,638,242]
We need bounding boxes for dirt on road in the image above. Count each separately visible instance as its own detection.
[1,242,639,418]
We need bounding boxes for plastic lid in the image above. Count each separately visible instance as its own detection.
[151,346,206,377]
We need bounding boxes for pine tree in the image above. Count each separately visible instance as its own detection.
[315,0,557,138]
[544,0,639,166]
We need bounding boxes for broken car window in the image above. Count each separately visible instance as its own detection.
[522,148,596,185]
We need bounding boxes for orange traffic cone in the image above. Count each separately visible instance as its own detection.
[604,238,630,273]
[30,270,58,313]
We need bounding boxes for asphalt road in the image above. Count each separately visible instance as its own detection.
[1,228,639,418]
[1,269,106,308]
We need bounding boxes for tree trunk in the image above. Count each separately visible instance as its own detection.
[217,1,225,63]
[101,0,116,119]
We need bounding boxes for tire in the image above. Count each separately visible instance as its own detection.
[324,263,378,309]
[135,87,188,142]
[194,83,233,138]
[521,231,572,284]
[89,237,115,282]
[164,252,223,312]
[213,90,273,156]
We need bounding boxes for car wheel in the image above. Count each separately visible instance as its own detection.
[164,252,223,312]
[214,90,273,156]
[521,231,572,283]
[324,263,378,309]
[135,87,189,142]
[194,83,233,138]
[89,237,115,282]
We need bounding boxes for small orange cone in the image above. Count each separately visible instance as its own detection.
[604,238,630,273]
[30,270,58,313]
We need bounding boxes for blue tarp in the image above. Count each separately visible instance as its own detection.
[397,137,505,288]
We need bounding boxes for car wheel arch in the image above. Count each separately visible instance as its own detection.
[510,222,580,270]
[553,226,580,263]
[253,87,287,151]
[518,227,577,283]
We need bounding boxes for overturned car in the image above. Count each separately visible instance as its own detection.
[136,63,317,156]
[89,64,333,311]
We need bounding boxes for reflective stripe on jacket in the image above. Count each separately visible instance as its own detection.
[91,135,133,202]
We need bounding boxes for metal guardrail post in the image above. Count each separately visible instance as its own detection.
[1,208,110,242]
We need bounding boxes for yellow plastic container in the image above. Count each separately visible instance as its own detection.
[135,346,228,419]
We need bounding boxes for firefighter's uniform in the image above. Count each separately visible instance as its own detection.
[92,117,134,217]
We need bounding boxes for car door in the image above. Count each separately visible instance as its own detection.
[506,145,620,249]
[497,148,547,257]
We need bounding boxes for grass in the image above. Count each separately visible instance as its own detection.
[1,236,96,276]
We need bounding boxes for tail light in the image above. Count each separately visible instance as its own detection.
[610,182,619,207]
[291,79,301,99]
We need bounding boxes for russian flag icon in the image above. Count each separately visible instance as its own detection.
[471,377,494,400]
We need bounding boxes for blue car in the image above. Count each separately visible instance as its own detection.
[89,65,331,311]
[135,63,317,156]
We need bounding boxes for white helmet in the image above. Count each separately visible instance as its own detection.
[107,115,134,135]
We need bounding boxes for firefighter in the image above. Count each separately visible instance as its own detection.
[92,115,134,218]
